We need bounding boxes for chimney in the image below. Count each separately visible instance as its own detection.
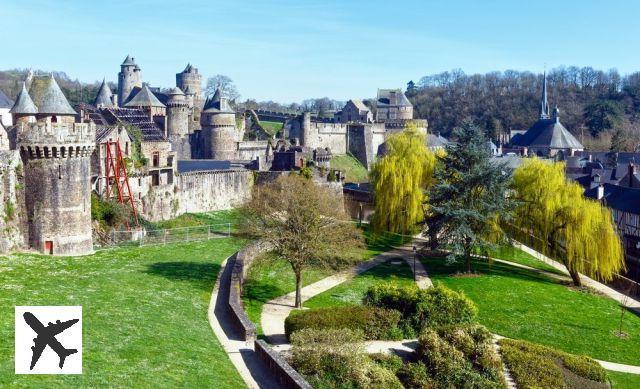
[597,185,604,200]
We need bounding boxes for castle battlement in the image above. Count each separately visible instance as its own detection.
[18,122,96,146]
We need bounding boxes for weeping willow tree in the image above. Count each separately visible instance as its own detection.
[371,125,436,234]
[510,158,624,286]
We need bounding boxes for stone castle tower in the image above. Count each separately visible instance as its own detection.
[117,55,142,106]
[176,64,203,134]
[201,88,237,160]
[11,75,95,255]
[166,87,191,159]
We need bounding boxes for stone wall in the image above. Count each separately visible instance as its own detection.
[140,169,253,222]
[0,150,27,253]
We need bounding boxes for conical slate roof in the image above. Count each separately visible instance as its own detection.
[122,55,136,66]
[124,84,165,108]
[183,63,194,73]
[0,89,14,109]
[10,82,38,114]
[93,79,114,107]
[203,88,233,113]
[29,75,76,115]
[167,87,184,96]
[512,116,583,150]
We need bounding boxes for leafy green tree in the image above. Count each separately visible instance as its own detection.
[239,174,362,307]
[427,121,513,272]
[584,100,622,137]
[509,158,624,286]
[371,127,436,235]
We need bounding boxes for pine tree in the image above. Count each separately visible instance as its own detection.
[509,158,624,285]
[371,126,436,235]
[427,121,513,272]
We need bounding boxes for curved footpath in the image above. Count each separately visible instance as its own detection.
[259,243,640,376]
[208,257,280,388]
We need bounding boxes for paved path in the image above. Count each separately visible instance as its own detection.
[208,256,280,388]
[262,247,410,346]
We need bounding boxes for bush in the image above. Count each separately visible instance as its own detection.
[369,353,403,374]
[499,339,608,388]
[289,328,403,389]
[284,305,403,340]
[410,325,505,389]
[91,193,133,228]
[397,362,434,388]
[364,283,477,333]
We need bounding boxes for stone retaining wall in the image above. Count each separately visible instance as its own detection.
[254,340,312,389]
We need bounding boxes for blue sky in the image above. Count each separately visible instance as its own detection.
[1,0,637,102]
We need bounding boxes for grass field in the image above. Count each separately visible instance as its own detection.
[608,371,640,388]
[242,228,408,334]
[422,255,640,365]
[259,120,284,136]
[152,209,241,230]
[330,154,369,182]
[0,234,246,387]
[304,259,415,309]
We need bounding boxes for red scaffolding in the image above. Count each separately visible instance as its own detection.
[104,140,139,229]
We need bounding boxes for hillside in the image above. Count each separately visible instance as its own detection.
[407,66,640,151]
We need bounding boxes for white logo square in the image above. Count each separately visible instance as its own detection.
[15,306,82,374]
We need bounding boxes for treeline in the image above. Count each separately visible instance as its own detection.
[407,67,640,151]
[0,69,107,106]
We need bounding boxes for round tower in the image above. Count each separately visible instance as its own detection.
[166,87,191,159]
[200,88,237,160]
[301,111,311,147]
[176,64,203,103]
[117,55,141,106]
[17,79,95,255]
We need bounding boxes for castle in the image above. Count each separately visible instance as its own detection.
[0,55,425,256]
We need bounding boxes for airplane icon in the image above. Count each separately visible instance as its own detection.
[23,312,79,370]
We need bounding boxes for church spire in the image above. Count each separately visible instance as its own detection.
[540,71,550,119]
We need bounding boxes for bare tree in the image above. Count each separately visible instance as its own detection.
[239,174,363,308]
[205,74,240,101]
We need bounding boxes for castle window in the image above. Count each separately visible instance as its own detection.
[152,152,160,167]
[52,115,58,123]
[151,171,160,186]
[58,165,62,179]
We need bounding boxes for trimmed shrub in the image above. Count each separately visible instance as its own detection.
[364,283,477,333]
[290,327,365,347]
[369,353,403,374]
[289,328,403,389]
[284,305,403,340]
[499,339,608,389]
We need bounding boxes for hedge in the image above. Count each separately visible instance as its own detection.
[284,305,403,340]
[499,339,608,389]
[364,283,477,335]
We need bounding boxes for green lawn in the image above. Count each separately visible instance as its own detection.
[330,154,369,182]
[242,228,408,334]
[421,255,640,365]
[152,209,241,230]
[608,371,640,389]
[304,259,415,309]
[485,244,566,275]
[0,237,246,387]
[259,120,284,136]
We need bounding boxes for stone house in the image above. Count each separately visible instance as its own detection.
[375,89,413,121]
[335,99,372,123]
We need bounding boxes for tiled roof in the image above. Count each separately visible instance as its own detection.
[203,88,234,113]
[585,183,640,214]
[122,55,136,66]
[100,107,166,141]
